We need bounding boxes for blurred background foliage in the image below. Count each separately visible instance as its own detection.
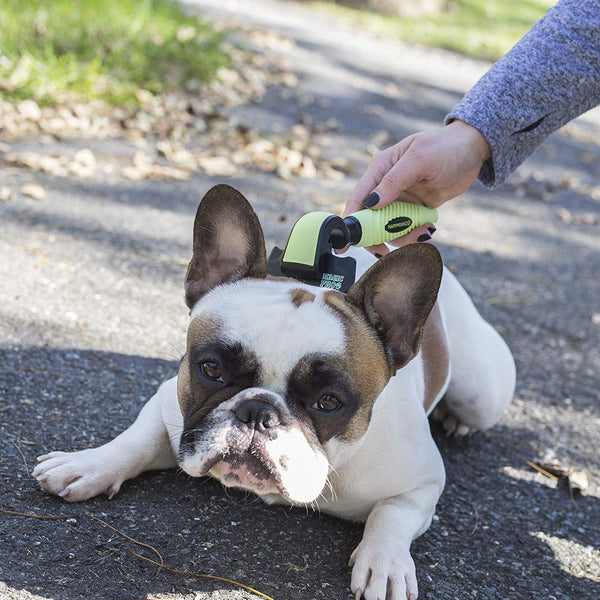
[312,0,554,61]
[0,0,229,105]
[0,0,554,107]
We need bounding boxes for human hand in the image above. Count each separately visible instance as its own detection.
[344,120,491,255]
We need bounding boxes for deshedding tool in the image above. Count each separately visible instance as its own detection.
[267,201,438,293]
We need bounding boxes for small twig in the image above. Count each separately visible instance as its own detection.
[1,506,275,599]
[525,460,559,480]
[11,440,30,477]
[85,513,164,569]
[130,552,275,600]
[0,507,76,520]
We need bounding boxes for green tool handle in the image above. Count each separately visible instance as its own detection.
[347,201,438,247]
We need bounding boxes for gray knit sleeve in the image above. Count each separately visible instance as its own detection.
[445,0,600,187]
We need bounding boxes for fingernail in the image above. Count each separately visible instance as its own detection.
[374,253,383,259]
[362,192,379,208]
[417,234,432,242]
[428,226,437,235]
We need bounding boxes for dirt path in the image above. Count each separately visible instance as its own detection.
[1,1,599,599]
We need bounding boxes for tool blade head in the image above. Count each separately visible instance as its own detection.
[266,246,284,277]
[317,252,356,293]
[267,246,355,294]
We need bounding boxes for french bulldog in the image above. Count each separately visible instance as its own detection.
[33,184,516,600]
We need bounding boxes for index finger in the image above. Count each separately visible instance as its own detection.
[344,170,382,217]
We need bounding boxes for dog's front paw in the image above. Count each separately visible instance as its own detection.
[349,540,418,600]
[33,449,125,502]
[431,402,473,437]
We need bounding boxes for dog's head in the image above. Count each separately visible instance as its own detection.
[176,185,442,504]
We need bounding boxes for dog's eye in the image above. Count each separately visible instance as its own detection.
[314,394,342,413]
[199,360,223,382]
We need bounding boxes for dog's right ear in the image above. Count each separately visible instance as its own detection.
[347,243,443,372]
[184,184,267,310]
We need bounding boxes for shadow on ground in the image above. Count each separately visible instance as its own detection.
[1,346,598,600]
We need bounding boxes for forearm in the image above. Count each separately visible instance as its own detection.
[446,0,600,187]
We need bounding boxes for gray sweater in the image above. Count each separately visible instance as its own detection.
[445,0,600,187]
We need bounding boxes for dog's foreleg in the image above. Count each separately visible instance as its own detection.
[349,483,441,600]
[33,377,181,502]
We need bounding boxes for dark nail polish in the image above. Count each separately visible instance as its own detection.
[428,226,437,235]
[417,234,432,242]
[362,192,379,208]
[374,253,383,259]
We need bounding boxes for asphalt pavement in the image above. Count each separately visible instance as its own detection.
[1,1,599,599]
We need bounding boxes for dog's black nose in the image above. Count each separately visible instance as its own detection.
[234,400,281,431]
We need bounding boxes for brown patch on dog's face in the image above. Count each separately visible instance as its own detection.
[289,288,316,307]
[324,290,391,396]
[177,316,259,423]
[296,289,391,442]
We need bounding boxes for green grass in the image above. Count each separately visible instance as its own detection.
[0,0,229,105]
[314,0,554,61]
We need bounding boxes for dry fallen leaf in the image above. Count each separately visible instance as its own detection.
[16,99,42,121]
[197,155,236,177]
[147,164,190,181]
[121,166,147,181]
[6,151,43,170]
[21,183,47,200]
[7,150,98,178]
[0,186,14,201]
[0,22,352,186]
[322,166,345,181]
[133,151,154,170]
[156,141,195,167]
[327,156,355,174]
[299,156,317,179]
[70,148,97,178]
[556,208,574,224]
[73,148,96,167]
[568,471,589,494]
[530,455,590,497]
[370,129,394,148]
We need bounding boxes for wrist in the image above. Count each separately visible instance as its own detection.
[447,119,491,163]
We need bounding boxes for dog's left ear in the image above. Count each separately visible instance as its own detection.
[185,184,267,309]
[347,244,443,372]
